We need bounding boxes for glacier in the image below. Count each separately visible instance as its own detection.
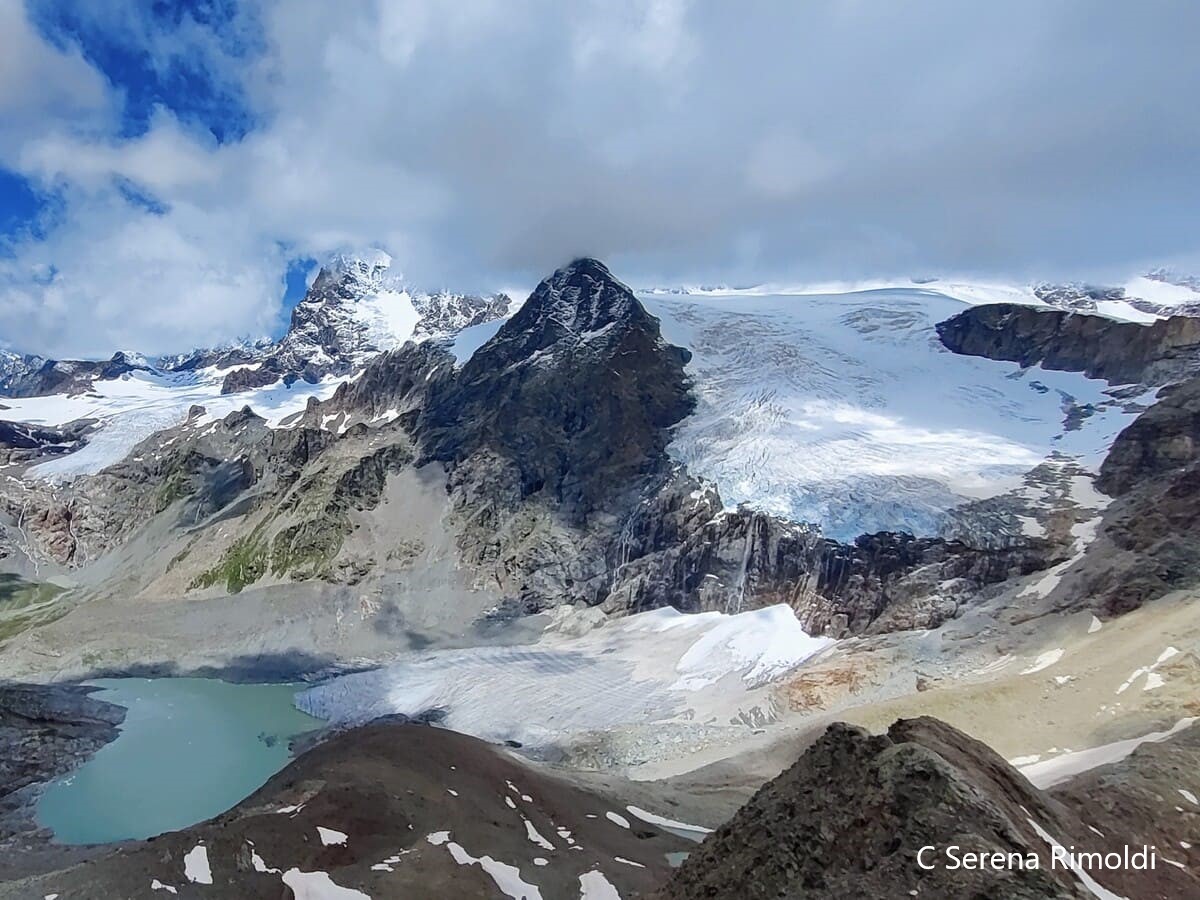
[296,605,833,751]
[3,367,342,480]
[642,287,1146,541]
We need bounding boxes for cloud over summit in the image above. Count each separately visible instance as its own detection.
[1,0,1198,357]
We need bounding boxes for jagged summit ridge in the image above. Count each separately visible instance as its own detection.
[220,251,511,392]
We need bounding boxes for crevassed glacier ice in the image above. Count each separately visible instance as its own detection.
[643,288,1142,540]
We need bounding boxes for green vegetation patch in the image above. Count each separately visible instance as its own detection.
[191,521,271,594]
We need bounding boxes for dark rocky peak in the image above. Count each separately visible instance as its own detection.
[937,302,1200,385]
[420,258,693,515]
[658,717,1089,900]
[222,405,267,429]
[469,257,658,368]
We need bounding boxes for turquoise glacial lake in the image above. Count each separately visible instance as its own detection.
[37,677,323,844]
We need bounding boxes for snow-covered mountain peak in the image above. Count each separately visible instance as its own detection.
[302,250,406,317]
[318,248,397,285]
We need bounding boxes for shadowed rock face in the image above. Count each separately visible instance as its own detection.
[0,683,125,869]
[1064,375,1200,615]
[1099,376,1200,497]
[420,257,694,517]
[0,419,93,465]
[936,303,1200,385]
[602,476,1063,635]
[656,717,1200,900]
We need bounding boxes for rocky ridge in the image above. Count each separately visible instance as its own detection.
[0,683,126,869]
[6,260,1200,639]
[3,720,690,899]
[0,351,153,399]
[657,716,1198,899]
[937,302,1200,385]
[1035,273,1200,318]
[218,252,510,393]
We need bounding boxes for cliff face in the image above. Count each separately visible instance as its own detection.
[1099,376,1200,496]
[418,257,694,518]
[599,475,1063,636]
[936,303,1200,385]
[1071,375,1200,615]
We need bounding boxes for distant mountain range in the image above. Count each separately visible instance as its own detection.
[3,256,1200,899]
[0,250,510,399]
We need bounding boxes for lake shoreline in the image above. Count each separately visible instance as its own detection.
[0,682,127,881]
[0,675,328,881]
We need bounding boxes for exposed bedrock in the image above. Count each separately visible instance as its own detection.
[1053,374,1200,616]
[936,302,1200,385]
[601,475,1064,636]
[656,716,1199,900]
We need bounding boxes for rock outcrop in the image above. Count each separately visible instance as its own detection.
[219,252,510,393]
[1062,375,1200,615]
[657,717,1198,900]
[603,476,1064,635]
[0,351,153,399]
[0,419,93,465]
[0,683,125,861]
[1098,376,1200,496]
[936,303,1200,385]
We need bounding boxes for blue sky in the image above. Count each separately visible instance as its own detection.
[1,0,311,328]
[29,0,259,141]
[0,168,46,241]
[1,0,1198,358]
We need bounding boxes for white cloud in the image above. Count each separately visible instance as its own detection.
[19,115,223,193]
[0,191,285,356]
[0,0,1198,357]
[0,0,109,152]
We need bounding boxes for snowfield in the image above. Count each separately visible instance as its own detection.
[296,605,833,749]
[641,288,1146,540]
[2,367,341,480]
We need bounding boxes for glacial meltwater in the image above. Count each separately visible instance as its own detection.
[37,677,323,844]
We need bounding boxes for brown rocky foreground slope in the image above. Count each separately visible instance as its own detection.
[9,714,1198,899]
[658,717,1198,900]
[5,721,692,899]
